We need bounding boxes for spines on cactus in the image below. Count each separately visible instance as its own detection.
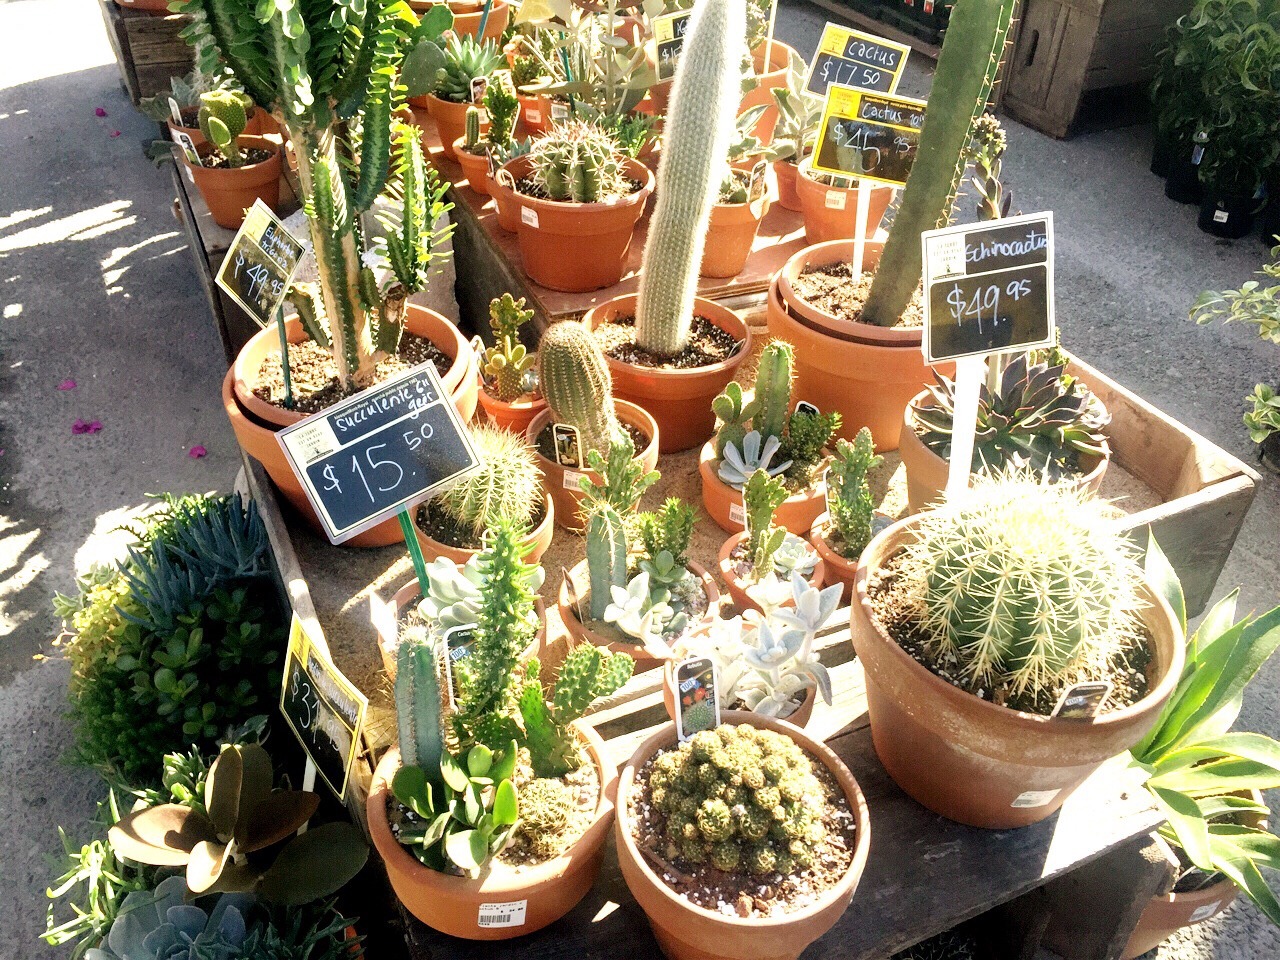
[586,502,628,621]
[482,294,537,402]
[537,320,621,456]
[827,428,882,559]
[712,381,759,459]
[752,340,793,442]
[743,469,788,575]
[633,0,747,357]
[527,121,627,203]
[395,628,445,772]
[438,424,542,537]
[464,105,482,151]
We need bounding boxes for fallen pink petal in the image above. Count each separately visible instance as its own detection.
[57,378,76,391]
[72,419,103,435]
[110,130,121,138]
[94,107,107,117]
[188,445,208,459]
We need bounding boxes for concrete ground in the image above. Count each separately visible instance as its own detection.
[0,0,1275,956]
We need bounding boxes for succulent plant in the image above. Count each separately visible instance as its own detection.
[646,724,826,875]
[770,535,819,581]
[712,381,759,459]
[514,778,578,859]
[432,34,502,103]
[483,79,520,152]
[138,67,231,123]
[579,434,660,514]
[966,112,1012,221]
[482,293,538,402]
[587,500,630,622]
[718,431,791,489]
[198,89,252,166]
[637,499,696,568]
[603,571,680,646]
[742,469,788,577]
[763,54,822,164]
[437,424,542,538]
[538,320,622,457]
[527,120,630,202]
[464,104,482,152]
[752,340,793,444]
[902,472,1146,699]
[85,876,252,960]
[825,428,882,560]
[639,550,688,590]
[781,408,841,489]
[396,627,445,776]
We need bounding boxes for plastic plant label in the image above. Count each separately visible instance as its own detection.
[173,129,202,167]
[1213,209,1230,223]
[470,76,489,104]
[551,423,583,468]
[521,205,539,228]
[1010,788,1060,809]
[478,900,528,928]
[674,657,719,742]
[824,189,847,210]
[168,96,183,126]
[728,501,746,527]
[562,469,586,490]
[551,100,570,122]
[1188,901,1223,923]
[805,22,911,99]
[1050,681,1111,720]
[795,400,820,417]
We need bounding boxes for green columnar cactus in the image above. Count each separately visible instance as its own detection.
[464,105,482,152]
[482,294,537,402]
[861,0,1018,327]
[579,435,660,514]
[198,89,250,165]
[537,321,621,456]
[587,502,628,621]
[646,725,825,875]
[712,382,759,459]
[904,473,1145,698]
[826,428,882,560]
[483,80,520,152]
[633,0,746,357]
[527,121,627,202]
[743,469,788,575]
[519,645,633,777]
[752,340,793,443]
[438,424,542,537]
[637,499,696,568]
[396,627,445,772]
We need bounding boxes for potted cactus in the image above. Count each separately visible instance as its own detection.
[525,321,660,531]
[581,0,752,454]
[181,90,282,228]
[406,32,502,162]
[700,105,772,279]
[808,428,882,601]
[409,0,510,44]
[718,469,826,615]
[368,518,633,939]
[476,293,546,434]
[453,81,519,196]
[614,717,871,960]
[768,0,1017,451]
[701,340,840,535]
[850,473,1186,828]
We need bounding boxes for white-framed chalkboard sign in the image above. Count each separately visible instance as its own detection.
[276,360,482,544]
[811,86,927,186]
[215,200,306,328]
[653,10,691,81]
[279,615,368,800]
[804,23,911,99]
[921,212,1056,364]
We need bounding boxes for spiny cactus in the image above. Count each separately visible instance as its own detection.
[902,472,1146,699]
[519,645,633,777]
[464,105,482,152]
[438,424,542,537]
[198,89,251,165]
[483,79,520,151]
[753,340,794,443]
[743,469,788,576]
[646,725,825,875]
[579,434,660,514]
[826,428,882,560]
[396,627,445,772]
[637,498,696,568]
[515,777,577,859]
[433,34,502,103]
[482,293,537,402]
[681,698,717,735]
[712,381,759,459]
[538,321,621,457]
[527,121,628,203]
[782,408,842,489]
[861,0,1017,327]
[634,0,747,357]
[587,502,629,621]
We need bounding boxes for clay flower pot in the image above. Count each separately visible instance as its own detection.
[795,159,893,245]
[423,94,486,162]
[367,730,614,940]
[768,240,951,451]
[477,382,547,436]
[773,159,801,211]
[506,156,655,292]
[517,94,551,134]
[850,516,1185,829]
[898,389,1111,515]
[615,710,870,960]
[183,136,281,229]
[224,306,477,548]
[409,0,509,42]
[525,400,659,533]
[739,41,797,146]
[701,192,771,278]
[661,659,816,729]
[807,514,858,603]
[584,296,751,454]
[558,560,720,673]
[452,139,493,196]
[699,442,828,535]
[414,491,555,565]
[488,163,526,233]
[717,531,826,616]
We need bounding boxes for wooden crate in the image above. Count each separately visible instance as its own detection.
[1002,0,1195,138]
[97,0,193,105]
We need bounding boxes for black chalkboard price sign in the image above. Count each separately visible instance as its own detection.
[812,86,927,186]
[921,212,1057,364]
[215,200,305,328]
[805,23,912,98]
[276,360,482,543]
[653,10,691,81]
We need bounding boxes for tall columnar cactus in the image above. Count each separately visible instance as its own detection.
[537,321,621,455]
[904,473,1145,698]
[464,105,482,152]
[633,0,746,357]
[586,502,629,621]
[198,89,250,165]
[827,428,882,560]
[527,121,627,203]
[396,628,445,772]
[752,341,794,442]
[743,469,788,575]
[861,0,1017,327]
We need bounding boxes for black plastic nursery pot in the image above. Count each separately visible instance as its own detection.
[1197,193,1258,239]
[1150,130,1177,179]
[1259,197,1279,247]
[1165,154,1203,205]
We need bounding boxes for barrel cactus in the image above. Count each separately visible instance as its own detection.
[197,89,252,165]
[527,121,628,202]
[537,320,621,456]
[437,424,542,538]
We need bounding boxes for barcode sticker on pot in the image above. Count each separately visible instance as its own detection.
[1188,900,1223,923]
[551,101,569,122]
[478,900,527,928]
[728,502,745,526]
[1010,788,1060,809]
[825,189,847,210]
[1213,209,1230,223]
[521,205,539,228]
[562,469,586,490]
[526,108,542,124]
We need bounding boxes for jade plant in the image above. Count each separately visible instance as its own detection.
[823,428,882,561]
[538,320,623,457]
[197,89,253,166]
[424,423,542,542]
[526,120,631,202]
[741,469,818,587]
[481,294,538,403]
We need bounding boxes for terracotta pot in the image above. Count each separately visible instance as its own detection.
[615,710,871,960]
[167,109,204,146]
[368,730,614,939]
[517,94,551,135]
[807,515,857,603]
[477,383,547,436]
[702,193,771,278]
[647,78,672,115]
[795,159,892,245]
[489,163,526,232]
[699,442,827,535]
[898,390,1111,515]
[850,516,1185,829]
[408,0,509,42]
[558,560,720,672]
[507,156,655,292]
[452,139,493,196]
[662,659,816,728]
[183,136,281,229]
[717,531,826,616]
[768,241,950,451]
[526,400,659,532]
[424,95,486,162]
[414,491,555,565]
[739,41,796,146]
[243,107,279,137]
[585,296,751,454]
[774,159,801,212]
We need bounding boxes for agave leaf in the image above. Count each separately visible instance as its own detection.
[1150,785,1212,871]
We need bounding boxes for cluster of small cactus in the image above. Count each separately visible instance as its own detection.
[646,725,825,875]
[482,293,537,402]
[581,435,660,621]
[527,121,629,202]
[483,79,520,152]
[432,34,502,103]
[437,424,542,537]
[538,321,622,457]
[515,777,578,858]
[902,473,1146,698]
[197,89,252,165]
[742,470,818,585]
[637,499,696,568]
[826,428,882,560]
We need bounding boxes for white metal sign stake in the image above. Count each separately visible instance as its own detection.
[945,355,986,498]
[852,181,872,277]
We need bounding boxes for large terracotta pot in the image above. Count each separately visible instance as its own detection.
[489,163,526,232]
[850,517,1185,829]
[717,531,826,615]
[408,0,509,43]
[795,159,893,245]
[699,441,827,535]
[526,400,659,532]
[898,390,1111,514]
[661,658,816,729]
[807,514,858,603]
[739,41,796,146]
[368,731,614,939]
[507,156,655,292]
[414,491,555,565]
[768,241,950,451]
[424,94,483,162]
[615,710,871,960]
[701,193,771,278]
[585,296,750,454]
[774,159,801,212]
[517,94,551,135]
[183,136,281,229]
[452,139,493,196]
[477,383,547,436]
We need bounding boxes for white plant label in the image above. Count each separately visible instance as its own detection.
[525,107,542,124]
[1010,788,1060,809]
[1188,901,1223,923]
[521,205,539,228]
[551,100,569,122]
[825,189,847,210]
[728,502,746,527]
[562,469,586,490]
[1213,209,1229,224]
[168,96,183,126]
[478,900,527,928]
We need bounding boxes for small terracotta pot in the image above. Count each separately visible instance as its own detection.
[526,400,659,532]
[702,193,771,278]
[517,94,551,135]
[368,729,614,939]
[558,559,720,672]
[409,0,509,42]
[243,107,280,137]
[699,442,828,535]
[739,41,796,146]
[477,384,547,436]
[807,515,858,603]
[424,95,485,162]
[183,136,281,229]
[768,240,951,451]
[662,659,816,728]
[773,159,801,211]
[850,517,1185,829]
[795,159,893,245]
[898,390,1111,514]
[717,531,826,615]
[585,296,751,454]
[167,109,204,146]
[489,163,526,233]
[452,139,493,196]
[414,491,555,565]
[615,710,870,960]
[506,156,655,292]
